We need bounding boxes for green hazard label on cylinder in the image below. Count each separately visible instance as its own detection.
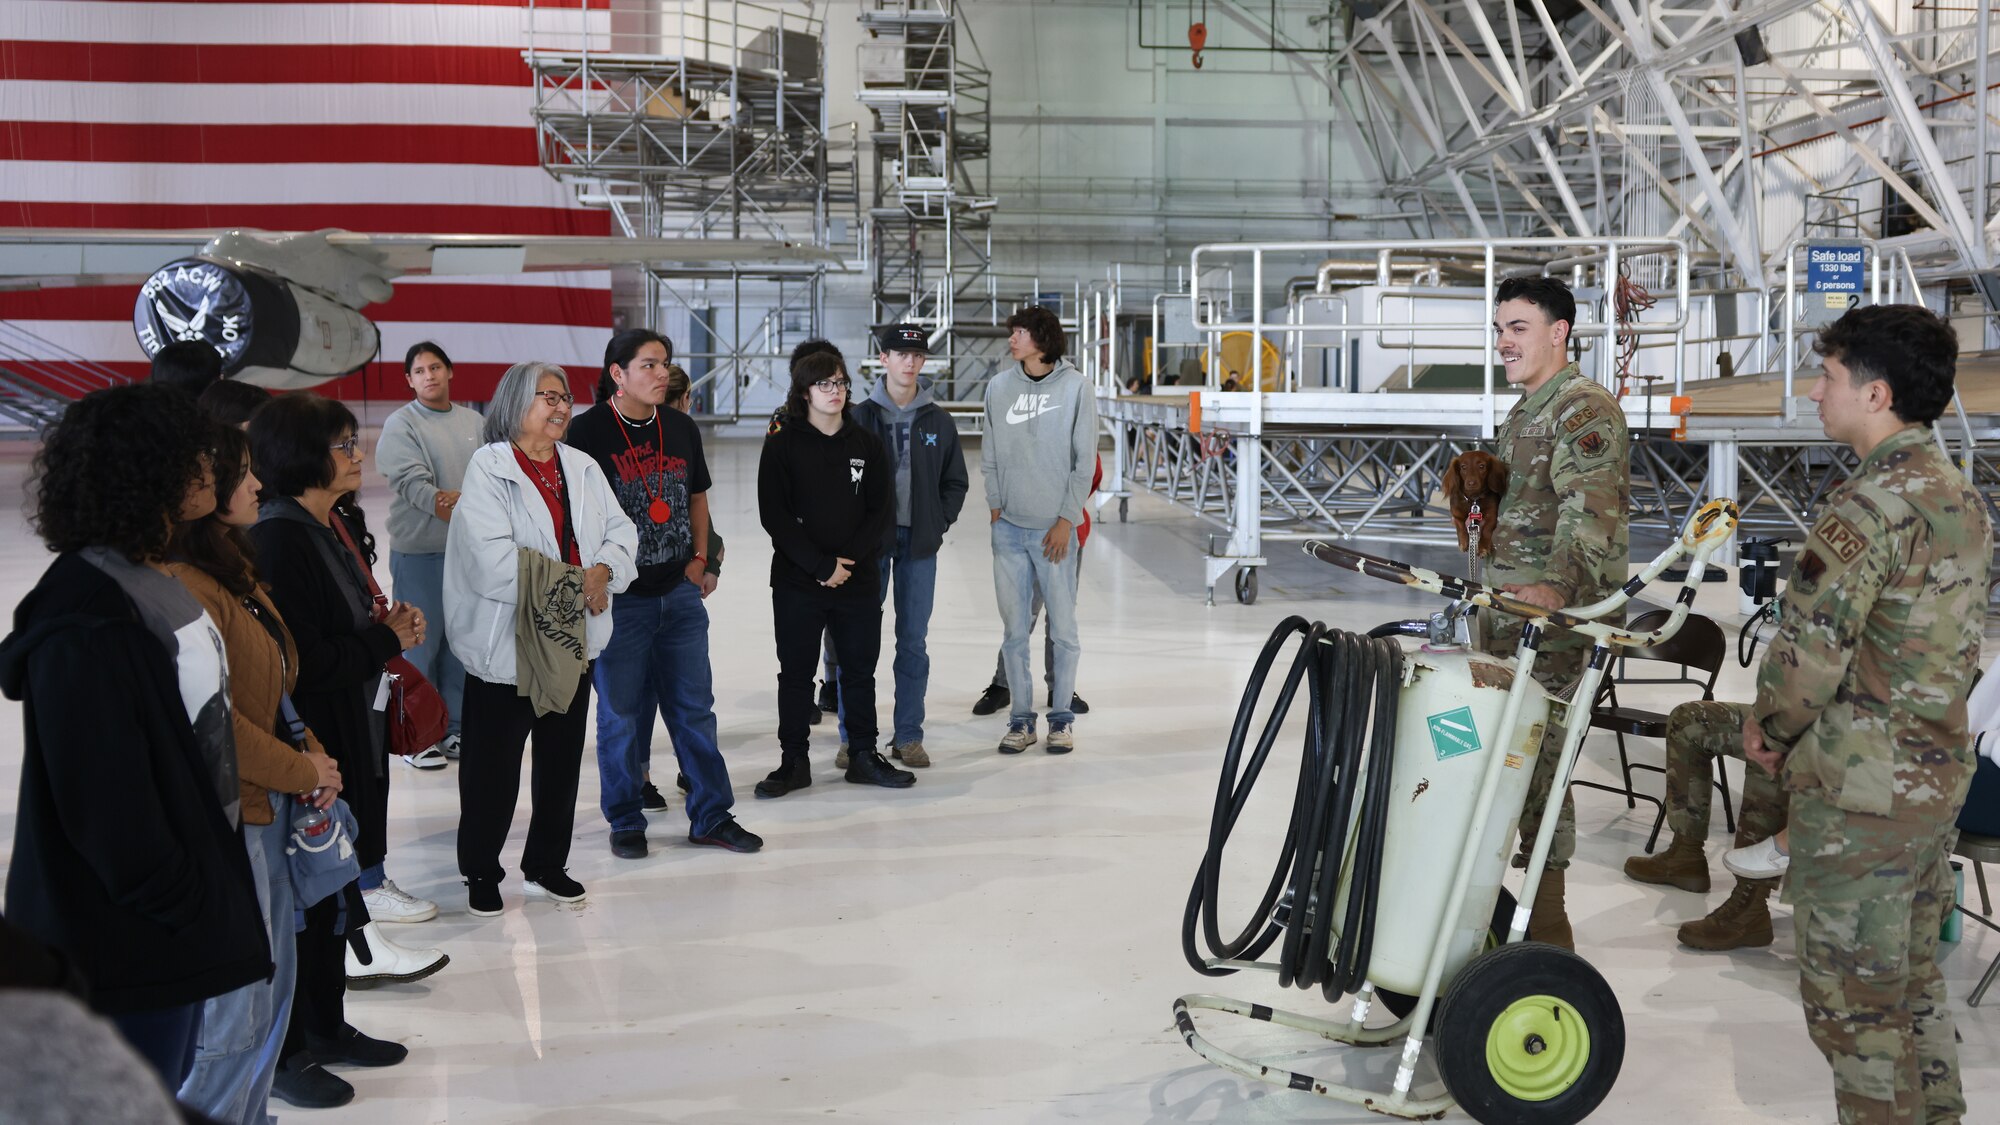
[1427,707,1482,760]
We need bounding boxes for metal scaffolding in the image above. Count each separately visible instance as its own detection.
[1304,0,1998,329]
[525,0,856,419]
[856,0,1003,401]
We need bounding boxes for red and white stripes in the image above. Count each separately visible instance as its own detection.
[0,0,615,401]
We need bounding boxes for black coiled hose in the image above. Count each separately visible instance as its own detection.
[1182,618,1404,1003]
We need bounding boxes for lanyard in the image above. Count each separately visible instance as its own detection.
[614,408,672,524]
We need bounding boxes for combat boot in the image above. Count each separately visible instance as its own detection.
[1676,878,1776,951]
[1622,833,1711,893]
[1527,868,1574,950]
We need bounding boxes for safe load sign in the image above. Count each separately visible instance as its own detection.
[1804,243,1866,326]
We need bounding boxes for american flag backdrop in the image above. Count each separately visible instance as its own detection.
[0,0,615,401]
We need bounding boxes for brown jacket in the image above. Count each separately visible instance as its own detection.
[166,563,323,825]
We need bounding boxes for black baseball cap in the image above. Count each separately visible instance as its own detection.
[878,324,930,354]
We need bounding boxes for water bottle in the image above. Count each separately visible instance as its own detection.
[292,794,332,842]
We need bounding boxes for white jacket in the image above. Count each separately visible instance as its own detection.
[444,442,638,685]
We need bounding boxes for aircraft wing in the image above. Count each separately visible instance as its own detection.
[0,228,846,303]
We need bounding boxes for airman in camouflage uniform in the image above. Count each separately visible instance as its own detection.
[1623,698,1791,949]
[1753,305,1988,1125]
[1480,279,1632,949]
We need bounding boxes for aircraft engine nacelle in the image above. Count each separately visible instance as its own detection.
[133,258,379,390]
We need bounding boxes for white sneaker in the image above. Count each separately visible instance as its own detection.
[439,733,461,760]
[1723,836,1790,880]
[362,879,439,924]
[345,921,448,988]
[402,744,448,770]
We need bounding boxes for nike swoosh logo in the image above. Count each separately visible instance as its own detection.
[1005,404,1057,424]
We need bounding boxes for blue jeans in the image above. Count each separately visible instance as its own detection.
[180,810,294,1125]
[991,518,1079,727]
[111,1003,203,1092]
[594,580,735,837]
[390,550,465,738]
[836,527,938,748]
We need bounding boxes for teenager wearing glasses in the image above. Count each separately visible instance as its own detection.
[753,350,909,797]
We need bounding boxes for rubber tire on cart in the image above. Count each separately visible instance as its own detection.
[1435,941,1625,1125]
[1235,567,1258,605]
[1374,888,1515,1028]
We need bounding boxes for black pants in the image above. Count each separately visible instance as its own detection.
[774,582,881,758]
[283,880,369,1060]
[456,669,591,883]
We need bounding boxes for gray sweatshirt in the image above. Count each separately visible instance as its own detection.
[865,374,934,526]
[375,400,485,554]
[980,358,1098,530]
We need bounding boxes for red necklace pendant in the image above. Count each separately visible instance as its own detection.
[648,498,672,524]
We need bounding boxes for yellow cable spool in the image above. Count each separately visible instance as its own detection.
[1201,332,1283,391]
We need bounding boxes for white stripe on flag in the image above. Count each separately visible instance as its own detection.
[0,2,604,49]
[0,161,585,208]
[0,81,536,128]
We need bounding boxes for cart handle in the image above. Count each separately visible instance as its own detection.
[1305,499,1740,649]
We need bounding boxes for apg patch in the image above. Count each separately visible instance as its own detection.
[1577,429,1607,457]
[1562,405,1599,434]
[1816,514,1866,563]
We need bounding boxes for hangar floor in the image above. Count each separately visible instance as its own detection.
[0,435,1995,1124]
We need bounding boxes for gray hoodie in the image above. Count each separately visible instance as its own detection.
[980,358,1098,530]
[868,374,930,525]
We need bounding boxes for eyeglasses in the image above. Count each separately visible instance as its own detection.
[535,390,576,408]
[329,437,362,460]
[811,379,852,393]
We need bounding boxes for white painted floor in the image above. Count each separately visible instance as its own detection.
[1,433,1997,1124]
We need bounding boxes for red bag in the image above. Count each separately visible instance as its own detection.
[330,515,450,756]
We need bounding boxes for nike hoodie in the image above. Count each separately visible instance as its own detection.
[980,357,1098,530]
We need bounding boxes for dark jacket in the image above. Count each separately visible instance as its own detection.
[757,412,892,594]
[851,378,969,559]
[249,500,402,870]
[0,553,270,1014]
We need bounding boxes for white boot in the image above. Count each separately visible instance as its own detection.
[345,921,449,989]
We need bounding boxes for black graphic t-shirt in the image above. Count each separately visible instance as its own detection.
[568,401,713,597]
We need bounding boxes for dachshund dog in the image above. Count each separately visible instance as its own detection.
[1442,450,1509,557]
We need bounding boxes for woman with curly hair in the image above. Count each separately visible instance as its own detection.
[247,393,445,1109]
[0,383,270,1089]
[167,423,349,1123]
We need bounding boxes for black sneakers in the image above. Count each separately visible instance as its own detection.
[465,877,503,917]
[845,749,917,788]
[972,683,1010,716]
[610,830,648,860]
[676,772,691,793]
[690,819,765,852]
[755,758,811,799]
[524,869,586,902]
[641,781,669,811]
[272,1055,353,1108]
[817,680,839,713]
[307,1025,409,1067]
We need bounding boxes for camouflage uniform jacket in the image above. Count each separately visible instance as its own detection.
[1754,424,1991,825]
[1487,362,1632,607]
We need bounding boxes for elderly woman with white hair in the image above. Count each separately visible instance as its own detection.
[444,361,637,917]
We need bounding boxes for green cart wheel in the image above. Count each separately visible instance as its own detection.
[1436,941,1623,1125]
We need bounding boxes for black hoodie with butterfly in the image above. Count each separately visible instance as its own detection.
[757,410,892,596]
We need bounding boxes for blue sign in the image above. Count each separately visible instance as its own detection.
[1804,244,1865,324]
